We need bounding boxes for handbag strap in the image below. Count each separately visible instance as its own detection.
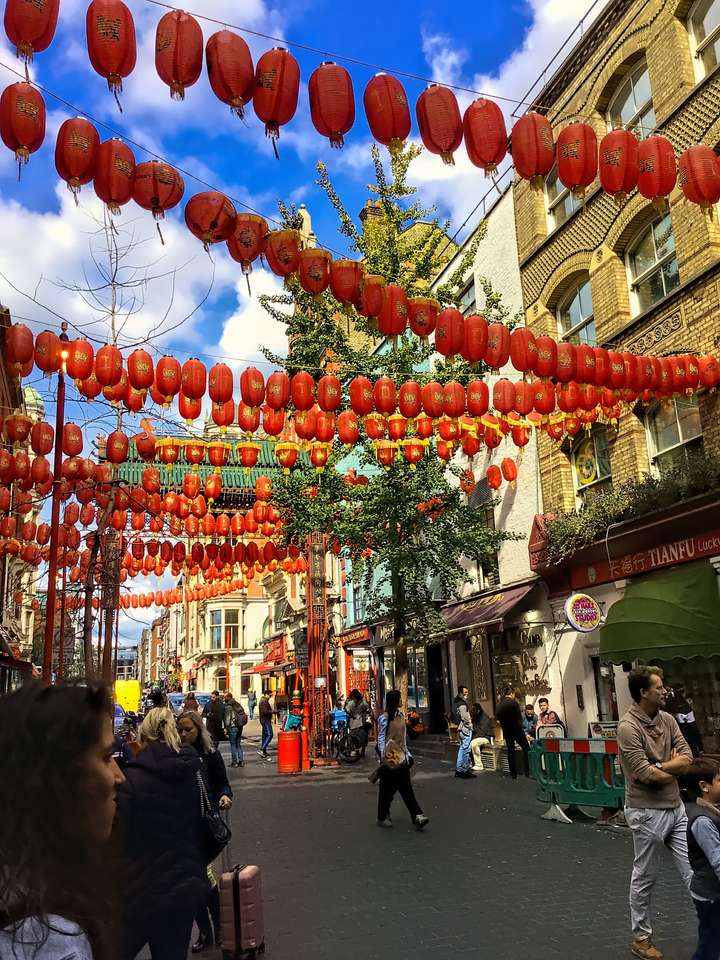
[196,770,211,817]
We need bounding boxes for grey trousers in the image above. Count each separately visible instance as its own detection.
[626,804,693,940]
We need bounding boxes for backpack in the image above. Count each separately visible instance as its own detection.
[235,705,248,728]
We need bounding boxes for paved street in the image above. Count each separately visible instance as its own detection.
[219,724,697,960]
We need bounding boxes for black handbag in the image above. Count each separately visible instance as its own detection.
[197,771,231,862]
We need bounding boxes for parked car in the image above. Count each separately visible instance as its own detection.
[167,692,186,715]
[113,703,127,734]
[194,691,213,713]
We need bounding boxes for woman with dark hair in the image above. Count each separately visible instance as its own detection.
[0,681,124,960]
[177,711,233,953]
[113,707,209,960]
[376,690,429,831]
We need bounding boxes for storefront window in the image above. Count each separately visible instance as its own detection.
[408,646,428,709]
[490,627,551,702]
[657,657,720,752]
[210,609,222,649]
[383,650,395,693]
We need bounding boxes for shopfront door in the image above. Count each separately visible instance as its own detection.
[426,643,446,733]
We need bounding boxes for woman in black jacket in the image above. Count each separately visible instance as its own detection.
[177,710,233,953]
[113,708,209,960]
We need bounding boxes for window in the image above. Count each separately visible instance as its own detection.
[627,214,680,314]
[352,584,366,625]
[226,608,239,648]
[572,427,612,504]
[689,0,720,78]
[546,165,581,231]
[557,277,596,345]
[646,397,704,474]
[210,609,222,649]
[607,61,655,138]
[459,280,476,317]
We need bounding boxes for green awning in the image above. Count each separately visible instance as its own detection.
[600,560,720,663]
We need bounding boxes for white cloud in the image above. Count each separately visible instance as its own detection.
[218,267,289,369]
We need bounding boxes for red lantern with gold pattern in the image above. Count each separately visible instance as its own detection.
[358,275,385,319]
[557,381,580,414]
[435,308,464,358]
[337,410,360,445]
[207,440,230,470]
[294,406,317,441]
[227,213,268,282]
[533,381,556,416]
[593,347,610,387]
[185,191,236,247]
[492,379,515,415]
[298,248,332,296]
[204,474,222,502]
[401,439,424,468]
[5,322,33,376]
[363,413,385,442]
[534,336,558,380]
[183,440,205,468]
[555,342,576,384]
[484,322,511,370]
[206,29,254,118]
[182,473,199,499]
[461,313,489,364]
[211,399,234,430]
[443,381,465,419]
[126,348,153,391]
[55,117,99,198]
[132,160,184,221]
[0,82,45,170]
[4,411,31,445]
[374,376,397,415]
[309,61,355,148]
[207,362,233,405]
[290,371,315,411]
[514,381,534,416]
[181,357,206,400]
[637,135,677,207]
[5,0,59,62]
[94,138,135,214]
[678,145,720,208]
[378,284,408,338]
[466,379,489,417]
[265,229,301,277]
[511,112,554,185]
[86,0,136,101]
[178,393,201,423]
[240,366,265,409]
[486,465,502,490]
[330,259,364,307]
[263,406,285,437]
[408,297,439,338]
[416,84,463,165]
[33,330,61,375]
[509,327,537,373]
[64,338,94,384]
[106,430,128,464]
[501,458,518,484]
[154,355,181,405]
[317,374,342,412]
[155,9,202,100]
[30,420,53,456]
[62,423,83,457]
[157,437,180,468]
[237,402,260,434]
[421,381,445,419]
[309,444,330,471]
[399,381,422,420]
[463,98,507,173]
[363,73,411,153]
[599,129,639,201]
[253,47,300,149]
[557,123,597,198]
[349,376,374,416]
[275,440,299,473]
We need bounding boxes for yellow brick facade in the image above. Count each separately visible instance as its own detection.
[514,0,720,515]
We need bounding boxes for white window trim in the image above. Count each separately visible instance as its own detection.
[644,398,704,474]
[545,166,581,232]
[625,219,679,316]
[556,279,595,344]
[571,429,612,502]
[605,61,655,138]
[688,0,720,80]
[459,278,477,318]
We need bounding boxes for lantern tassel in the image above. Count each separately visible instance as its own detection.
[265,124,280,159]
[156,221,166,246]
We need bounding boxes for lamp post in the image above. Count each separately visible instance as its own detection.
[42,323,69,684]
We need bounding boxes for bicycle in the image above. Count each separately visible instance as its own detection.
[329,714,363,764]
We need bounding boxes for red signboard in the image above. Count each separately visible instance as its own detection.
[337,626,370,647]
[571,529,720,591]
[263,636,286,665]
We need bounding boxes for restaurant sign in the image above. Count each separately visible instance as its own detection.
[565,593,603,633]
[263,636,286,665]
[337,626,370,647]
[571,529,720,591]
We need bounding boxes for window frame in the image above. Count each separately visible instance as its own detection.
[545,164,581,232]
[458,279,477,317]
[208,606,241,650]
[625,216,680,316]
[645,397,704,473]
[556,276,596,345]
[571,426,613,502]
[606,60,656,139]
[688,0,720,80]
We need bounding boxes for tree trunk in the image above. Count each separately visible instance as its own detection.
[390,563,409,712]
[82,533,101,679]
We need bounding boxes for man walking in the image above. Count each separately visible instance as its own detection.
[453,686,474,780]
[617,666,693,960]
[223,689,247,768]
[495,687,530,780]
[247,688,257,721]
[202,690,225,745]
[257,690,274,762]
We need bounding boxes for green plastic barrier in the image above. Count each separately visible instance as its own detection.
[530,737,625,823]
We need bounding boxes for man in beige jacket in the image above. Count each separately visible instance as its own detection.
[617,665,693,960]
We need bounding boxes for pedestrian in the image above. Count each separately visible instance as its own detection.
[617,665,693,960]
[470,702,493,772]
[202,690,225,745]
[344,689,370,757]
[247,688,257,721]
[257,691,274,761]
[667,687,704,757]
[453,685,474,779]
[177,711,233,954]
[184,691,200,713]
[522,703,538,740]
[113,720,139,770]
[222,689,247,768]
[536,696,565,733]
[0,682,124,960]
[113,707,209,960]
[147,687,167,710]
[495,687,530,780]
[684,757,720,960]
[376,690,429,831]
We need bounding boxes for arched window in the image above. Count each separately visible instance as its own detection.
[557,276,595,345]
[689,0,720,79]
[646,397,703,475]
[607,60,655,138]
[214,667,228,692]
[571,427,612,505]
[546,164,581,231]
[626,214,680,314]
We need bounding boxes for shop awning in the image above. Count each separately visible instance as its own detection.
[253,661,292,675]
[441,581,536,634]
[600,560,720,663]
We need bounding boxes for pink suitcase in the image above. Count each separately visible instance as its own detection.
[219,863,265,959]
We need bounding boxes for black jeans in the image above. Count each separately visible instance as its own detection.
[122,909,195,960]
[195,884,221,943]
[693,899,720,960]
[377,764,423,822]
[502,727,530,779]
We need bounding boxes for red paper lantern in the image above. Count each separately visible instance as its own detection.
[534,336,558,379]
[132,160,184,221]
[461,313,489,364]
[443,381,466,419]
[294,407,317,441]
[62,423,83,457]
[80,371,102,400]
[4,0,59,62]
[275,441,299,473]
[421,381,445,419]
[556,342,577,383]
[349,376,374,416]
[0,82,45,169]
[206,362,232,405]
[594,347,611,387]
[4,323,33,376]
[463,98,507,173]
[486,465,502,490]
[557,381,581,414]
[408,297,440,338]
[309,61,355,148]
[298,248,332,296]
[357,275,385,318]
[510,327,538,373]
[493,379,515,415]
[126,348,153,391]
[317,374,342,412]
[94,138,135,214]
[253,47,300,149]
[575,344,597,385]
[637,135,677,207]
[330,259,364,307]
[154,355,181,404]
[337,410,360,445]
[698,355,720,389]
[501,458,518,483]
[55,117,99,198]
[374,376,397,415]
[378,284,409,338]
[155,10,203,100]
[399,381,422,420]
[265,229,301,277]
[415,414,433,439]
[533,381,556,415]
[556,123,597,198]
[237,403,260,434]
[484,323,511,369]
[106,430,128,464]
[290,371,315,411]
[178,357,205,401]
[263,406,285,437]
[678,145,720,208]
[211,399,234,430]
[64,338,94,383]
[33,330,60,374]
[514,380,534,416]
[607,350,626,389]
[511,112,554,184]
[86,0,136,100]
[227,213,268,277]
[364,413,385,441]
[599,129,639,201]
[265,371,290,410]
[30,420,53,456]
[206,29,254,119]
[466,379,489,417]
[240,366,265,409]
[363,73,411,153]
[578,383,598,412]
[178,393,202,423]
[416,84,463,165]
[435,308,464,358]
[185,192,236,247]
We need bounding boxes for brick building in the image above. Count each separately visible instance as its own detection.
[515,0,720,740]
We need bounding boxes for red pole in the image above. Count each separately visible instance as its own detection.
[225,627,230,692]
[57,562,67,678]
[42,324,69,685]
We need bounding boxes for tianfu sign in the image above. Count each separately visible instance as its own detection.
[565,593,603,633]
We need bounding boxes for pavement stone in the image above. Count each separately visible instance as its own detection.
[216,731,698,960]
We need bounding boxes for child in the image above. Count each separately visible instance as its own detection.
[686,757,720,959]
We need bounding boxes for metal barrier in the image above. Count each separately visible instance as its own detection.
[530,738,625,824]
